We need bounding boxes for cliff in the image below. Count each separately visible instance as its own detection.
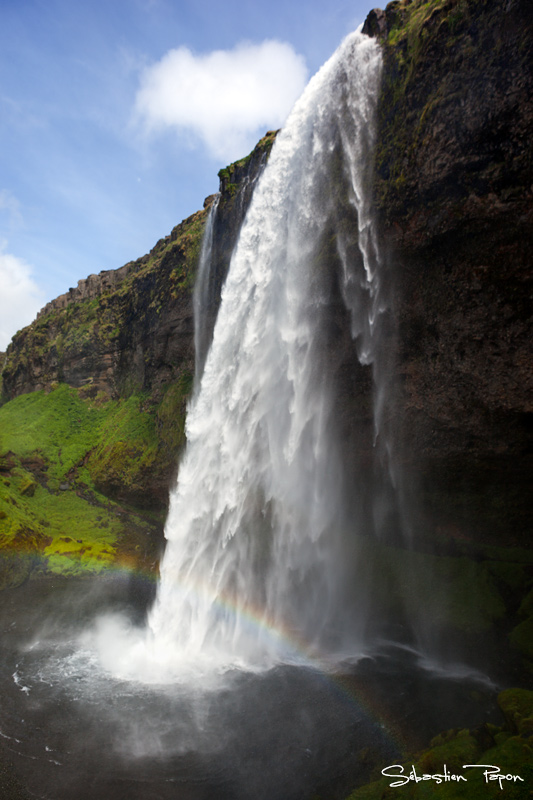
[361,0,533,549]
[2,130,277,404]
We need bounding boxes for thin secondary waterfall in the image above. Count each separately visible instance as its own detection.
[147,30,383,670]
[193,194,220,388]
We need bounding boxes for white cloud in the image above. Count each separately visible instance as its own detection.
[0,246,44,350]
[134,40,308,162]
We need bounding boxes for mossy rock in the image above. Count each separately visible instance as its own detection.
[498,688,533,735]
[476,735,533,799]
[0,384,166,580]
[354,536,506,635]
[417,728,481,774]
[345,720,532,800]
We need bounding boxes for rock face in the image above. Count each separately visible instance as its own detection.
[363,0,533,547]
[2,215,203,401]
[36,264,134,320]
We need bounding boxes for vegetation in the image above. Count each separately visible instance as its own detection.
[353,533,533,637]
[374,0,477,212]
[346,690,533,799]
[0,202,202,589]
[342,3,533,791]
[0,378,193,585]
[217,129,278,192]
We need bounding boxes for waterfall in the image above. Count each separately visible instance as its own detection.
[193,194,220,388]
[147,30,383,671]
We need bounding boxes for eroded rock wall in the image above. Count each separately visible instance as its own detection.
[365,0,533,545]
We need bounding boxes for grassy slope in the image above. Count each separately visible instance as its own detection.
[0,201,203,586]
[0,381,191,585]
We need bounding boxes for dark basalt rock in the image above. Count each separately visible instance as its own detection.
[361,7,387,38]
[363,0,533,547]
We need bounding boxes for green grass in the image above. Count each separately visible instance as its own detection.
[0,383,101,485]
[0,463,119,579]
[88,393,159,493]
[0,379,192,498]
[218,130,278,183]
[0,380,193,582]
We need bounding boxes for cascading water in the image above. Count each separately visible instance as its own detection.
[193,193,220,388]
[144,29,384,672]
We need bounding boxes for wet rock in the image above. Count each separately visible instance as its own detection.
[362,7,387,38]
[370,0,533,548]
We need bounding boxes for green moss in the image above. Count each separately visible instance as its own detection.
[19,476,38,496]
[0,373,189,510]
[486,562,530,595]
[420,729,481,773]
[0,383,170,578]
[0,462,119,574]
[156,372,193,456]
[218,130,278,186]
[88,410,155,494]
[0,469,157,580]
[476,736,533,798]
[375,0,478,215]
[0,550,34,590]
[346,691,533,799]
[498,689,533,735]
[169,212,207,293]
[386,0,457,55]
[86,372,193,501]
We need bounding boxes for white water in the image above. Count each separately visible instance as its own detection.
[86,31,383,683]
[138,30,384,675]
[193,193,220,388]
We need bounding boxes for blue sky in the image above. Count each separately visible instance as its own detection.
[0,0,375,349]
